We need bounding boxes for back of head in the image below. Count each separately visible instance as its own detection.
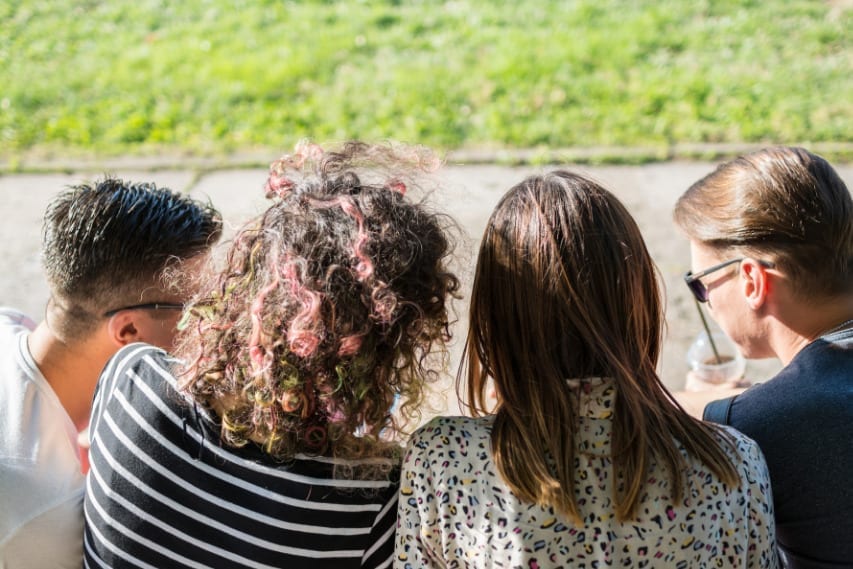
[178,141,459,469]
[469,170,662,399]
[674,146,853,300]
[467,170,738,521]
[42,177,222,341]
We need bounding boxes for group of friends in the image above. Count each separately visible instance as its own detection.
[0,142,850,568]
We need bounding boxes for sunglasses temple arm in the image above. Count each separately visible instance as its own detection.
[694,298,722,364]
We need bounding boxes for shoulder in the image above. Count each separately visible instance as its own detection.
[702,341,832,429]
[409,415,493,448]
[99,343,177,394]
[0,307,35,339]
[715,424,764,462]
[404,415,494,472]
[710,424,771,481]
[109,342,173,372]
[726,340,851,425]
[0,308,36,328]
[0,489,83,567]
[402,416,495,493]
[91,343,183,430]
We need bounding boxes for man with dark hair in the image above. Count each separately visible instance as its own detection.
[0,177,221,567]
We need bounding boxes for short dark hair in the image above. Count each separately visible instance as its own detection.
[673,146,853,300]
[42,177,222,339]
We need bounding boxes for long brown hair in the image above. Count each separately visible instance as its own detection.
[464,171,738,521]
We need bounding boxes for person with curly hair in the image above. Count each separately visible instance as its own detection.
[83,141,460,569]
[395,171,778,568]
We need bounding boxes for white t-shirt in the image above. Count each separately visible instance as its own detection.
[0,308,85,568]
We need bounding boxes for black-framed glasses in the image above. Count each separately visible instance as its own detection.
[684,258,775,303]
[103,303,185,318]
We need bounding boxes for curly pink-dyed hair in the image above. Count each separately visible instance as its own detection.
[176,141,458,473]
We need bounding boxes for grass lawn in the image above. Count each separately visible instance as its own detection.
[1,0,850,161]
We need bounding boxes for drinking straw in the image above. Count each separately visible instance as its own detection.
[694,298,722,364]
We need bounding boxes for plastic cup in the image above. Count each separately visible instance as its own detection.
[686,331,746,387]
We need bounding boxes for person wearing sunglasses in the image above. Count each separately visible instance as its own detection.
[0,178,221,567]
[673,146,853,568]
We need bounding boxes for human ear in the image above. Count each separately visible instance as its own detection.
[106,312,143,346]
[740,259,769,310]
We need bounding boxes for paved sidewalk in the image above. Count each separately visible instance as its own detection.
[3,161,850,413]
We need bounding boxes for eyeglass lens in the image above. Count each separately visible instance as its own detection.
[687,278,708,303]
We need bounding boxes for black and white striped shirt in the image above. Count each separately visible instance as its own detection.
[83,344,398,569]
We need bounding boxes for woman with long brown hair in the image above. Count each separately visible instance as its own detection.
[395,171,778,568]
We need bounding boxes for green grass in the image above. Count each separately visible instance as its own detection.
[1,0,850,159]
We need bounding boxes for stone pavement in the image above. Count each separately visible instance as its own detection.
[3,161,851,415]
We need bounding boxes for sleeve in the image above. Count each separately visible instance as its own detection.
[0,307,36,332]
[703,395,737,424]
[88,343,166,447]
[738,436,780,569]
[393,425,440,569]
[0,492,84,569]
[361,490,398,569]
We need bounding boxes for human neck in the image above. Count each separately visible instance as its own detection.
[27,320,111,431]
[767,294,853,366]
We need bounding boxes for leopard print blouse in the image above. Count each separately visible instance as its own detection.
[395,378,778,568]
